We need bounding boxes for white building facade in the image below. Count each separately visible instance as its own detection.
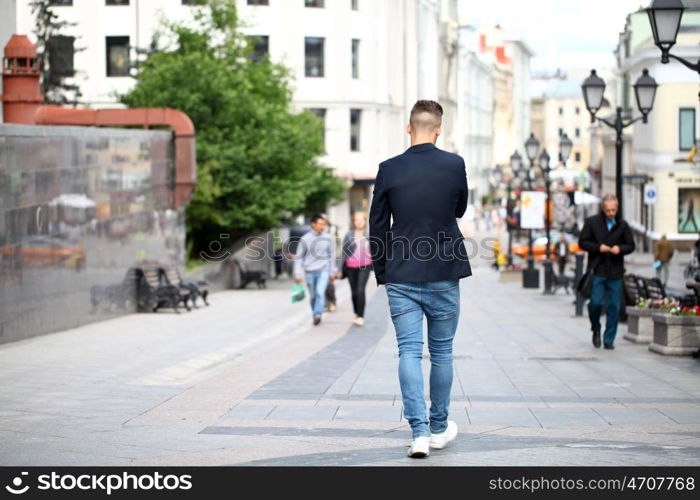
[456,24,493,208]
[1,0,460,236]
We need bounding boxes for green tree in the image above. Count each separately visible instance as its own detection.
[121,0,345,259]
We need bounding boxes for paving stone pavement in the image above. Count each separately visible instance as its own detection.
[1,255,700,467]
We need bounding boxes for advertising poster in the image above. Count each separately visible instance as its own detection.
[520,191,545,230]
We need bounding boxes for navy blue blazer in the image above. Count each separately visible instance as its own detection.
[369,142,472,285]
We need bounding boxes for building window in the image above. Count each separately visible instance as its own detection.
[247,0,269,4]
[48,35,75,76]
[305,37,324,77]
[558,128,563,137]
[575,128,580,138]
[679,108,696,151]
[575,152,581,162]
[247,35,269,62]
[558,107,563,115]
[106,36,130,77]
[350,108,361,151]
[351,0,358,9]
[305,0,324,7]
[575,106,580,115]
[351,39,359,79]
[309,108,326,147]
[105,0,129,5]
[48,0,73,5]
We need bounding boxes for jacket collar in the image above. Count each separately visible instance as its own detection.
[596,212,620,229]
[406,143,437,153]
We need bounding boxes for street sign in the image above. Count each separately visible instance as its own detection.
[644,184,657,205]
[520,191,545,229]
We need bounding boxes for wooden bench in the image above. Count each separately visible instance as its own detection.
[138,266,183,313]
[159,265,210,308]
[638,276,666,300]
[625,273,695,307]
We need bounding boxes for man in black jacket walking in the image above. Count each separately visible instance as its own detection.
[578,194,635,349]
[369,100,470,458]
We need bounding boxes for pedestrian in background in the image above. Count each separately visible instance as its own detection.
[653,234,674,287]
[293,214,337,326]
[491,240,502,270]
[578,194,635,350]
[342,211,372,326]
[370,100,471,458]
[273,247,284,279]
[324,220,341,313]
[556,234,570,275]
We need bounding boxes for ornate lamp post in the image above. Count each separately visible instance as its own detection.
[507,151,523,267]
[540,149,555,294]
[522,133,540,288]
[581,69,658,217]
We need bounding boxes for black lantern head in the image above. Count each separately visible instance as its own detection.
[510,150,523,171]
[559,134,573,163]
[539,149,550,172]
[525,133,540,162]
[581,69,606,123]
[647,0,685,63]
[633,68,658,123]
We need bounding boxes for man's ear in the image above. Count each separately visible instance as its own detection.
[407,124,413,135]
[434,127,442,138]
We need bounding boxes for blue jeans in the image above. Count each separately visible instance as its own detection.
[588,275,623,345]
[306,269,330,318]
[386,280,461,438]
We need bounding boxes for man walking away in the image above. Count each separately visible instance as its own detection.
[653,234,674,287]
[293,214,337,325]
[370,100,471,458]
[556,234,570,275]
[578,194,635,349]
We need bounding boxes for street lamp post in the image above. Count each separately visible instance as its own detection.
[647,0,700,85]
[539,133,572,295]
[581,69,658,217]
[540,149,554,294]
[508,150,523,268]
[559,131,573,228]
[522,133,541,288]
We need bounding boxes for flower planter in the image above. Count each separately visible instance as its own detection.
[649,313,700,356]
[623,307,654,344]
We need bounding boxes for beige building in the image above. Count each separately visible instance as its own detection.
[531,71,594,179]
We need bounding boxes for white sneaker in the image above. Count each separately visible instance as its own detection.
[429,421,457,449]
[407,436,430,458]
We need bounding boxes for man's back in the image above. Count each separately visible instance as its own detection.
[369,142,471,285]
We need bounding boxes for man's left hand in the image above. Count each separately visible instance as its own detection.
[610,245,621,255]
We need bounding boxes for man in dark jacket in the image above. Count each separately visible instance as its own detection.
[369,100,471,458]
[578,194,635,349]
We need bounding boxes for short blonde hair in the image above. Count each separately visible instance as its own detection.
[352,211,367,220]
[601,194,618,205]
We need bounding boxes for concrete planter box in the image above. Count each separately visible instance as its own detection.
[623,307,654,344]
[499,269,521,283]
[649,313,700,356]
